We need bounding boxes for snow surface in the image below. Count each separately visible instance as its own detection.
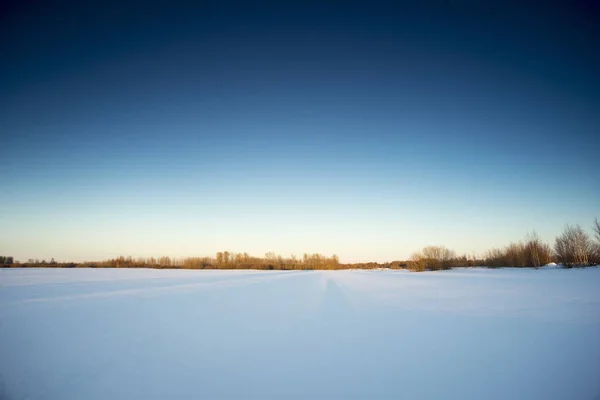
[1,267,599,399]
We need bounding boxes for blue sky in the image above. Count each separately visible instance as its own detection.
[1,2,599,262]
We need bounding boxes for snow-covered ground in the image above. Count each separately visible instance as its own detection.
[1,267,599,399]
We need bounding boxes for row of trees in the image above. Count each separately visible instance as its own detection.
[3,219,599,271]
[483,232,554,269]
[0,256,14,264]
[60,253,342,271]
[410,221,600,271]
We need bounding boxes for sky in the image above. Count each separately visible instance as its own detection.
[1,1,599,263]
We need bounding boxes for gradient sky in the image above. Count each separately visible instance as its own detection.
[1,2,599,262]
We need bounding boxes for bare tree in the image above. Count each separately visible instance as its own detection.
[525,231,552,269]
[421,246,455,262]
[412,246,456,270]
[554,224,593,267]
[527,233,541,269]
[505,242,527,267]
[592,218,600,265]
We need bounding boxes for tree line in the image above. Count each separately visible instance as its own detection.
[409,220,600,271]
[0,253,342,270]
[0,256,14,264]
[2,218,599,271]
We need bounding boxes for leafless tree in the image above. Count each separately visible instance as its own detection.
[505,242,527,267]
[421,246,456,262]
[525,231,552,269]
[592,218,600,264]
[412,245,456,270]
[554,224,593,267]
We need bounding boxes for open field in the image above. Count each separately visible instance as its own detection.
[1,267,599,399]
